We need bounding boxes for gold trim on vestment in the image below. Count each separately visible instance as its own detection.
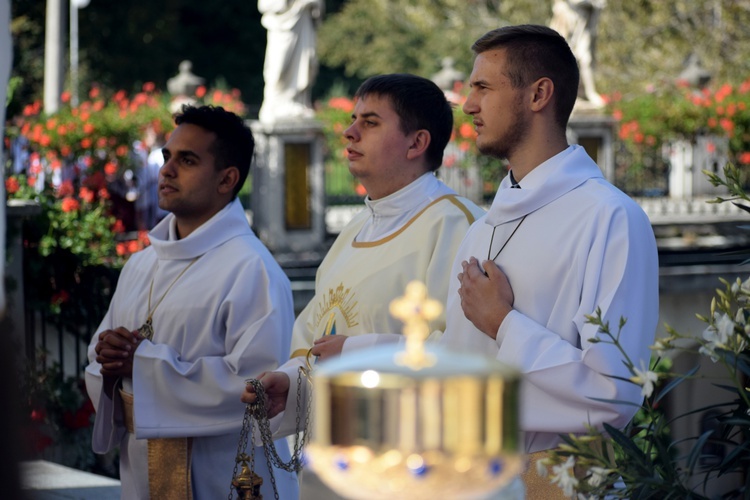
[291,348,309,359]
[522,450,569,499]
[119,388,194,499]
[351,194,477,248]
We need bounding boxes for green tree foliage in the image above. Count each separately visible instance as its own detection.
[318,0,548,80]
[596,1,750,98]
[9,0,267,113]
[318,0,750,96]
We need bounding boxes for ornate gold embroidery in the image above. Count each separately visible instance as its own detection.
[314,283,359,331]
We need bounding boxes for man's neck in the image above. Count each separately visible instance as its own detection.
[507,134,568,183]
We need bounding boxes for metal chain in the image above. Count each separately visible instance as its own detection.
[229,367,312,500]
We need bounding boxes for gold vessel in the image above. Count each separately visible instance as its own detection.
[306,328,523,498]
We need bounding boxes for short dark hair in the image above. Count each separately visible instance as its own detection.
[472,25,579,129]
[173,105,253,198]
[355,74,453,171]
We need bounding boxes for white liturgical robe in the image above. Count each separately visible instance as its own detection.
[273,174,484,437]
[441,145,659,453]
[85,199,299,499]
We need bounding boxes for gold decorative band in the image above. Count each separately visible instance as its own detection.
[118,388,194,499]
[148,437,194,500]
[119,388,135,434]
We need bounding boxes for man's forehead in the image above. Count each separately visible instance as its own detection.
[354,94,395,115]
[470,50,510,82]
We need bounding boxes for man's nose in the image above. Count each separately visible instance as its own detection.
[343,123,359,141]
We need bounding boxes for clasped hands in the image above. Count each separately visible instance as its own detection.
[457,256,514,339]
[95,327,143,378]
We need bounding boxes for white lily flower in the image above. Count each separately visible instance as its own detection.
[715,312,735,342]
[630,361,659,398]
[536,457,549,478]
[587,466,610,487]
[736,308,746,325]
[550,455,579,497]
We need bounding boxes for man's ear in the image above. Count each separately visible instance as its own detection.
[529,77,555,112]
[217,166,240,195]
[406,130,431,160]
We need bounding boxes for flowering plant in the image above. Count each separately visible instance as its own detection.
[607,78,750,194]
[540,164,750,498]
[21,350,98,471]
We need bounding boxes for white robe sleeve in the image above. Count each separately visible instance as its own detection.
[495,203,658,435]
[130,261,293,439]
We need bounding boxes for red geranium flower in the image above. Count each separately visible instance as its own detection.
[60,197,80,213]
[79,187,95,203]
[5,177,19,195]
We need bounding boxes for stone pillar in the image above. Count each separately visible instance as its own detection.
[250,120,326,253]
[568,110,616,181]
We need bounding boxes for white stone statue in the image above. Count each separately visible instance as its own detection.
[258,0,324,123]
[549,0,606,108]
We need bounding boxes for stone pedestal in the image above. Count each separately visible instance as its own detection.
[666,135,728,199]
[250,120,326,253]
[568,109,616,181]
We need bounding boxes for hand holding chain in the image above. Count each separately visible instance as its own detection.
[229,366,313,500]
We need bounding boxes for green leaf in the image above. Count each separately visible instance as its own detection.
[654,364,700,404]
[686,430,714,474]
[603,423,650,471]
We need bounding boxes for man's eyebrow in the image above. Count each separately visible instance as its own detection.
[351,111,382,120]
[163,148,200,160]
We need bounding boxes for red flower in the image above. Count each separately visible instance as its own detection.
[137,231,151,246]
[196,85,207,98]
[719,118,734,135]
[89,87,100,99]
[112,219,125,233]
[57,180,74,197]
[116,145,129,157]
[62,400,94,430]
[30,408,46,422]
[116,243,127,256]
[51,290,70,305]
[142,82,156,93]
[61,91,71,103]
[81,138,92,148]
[60,197,80,213]
[355,183,367,196]
[98,188,111,200]
[328,96,354,113]
[79,187,95,203]
[127,240,140,253]
[104,162,118,176]
[738,152,750,164]
[83,123,95,134]
[459,123,475,139]
[5,177,19,195]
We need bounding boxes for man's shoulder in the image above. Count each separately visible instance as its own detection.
[573,178,650,222]
[425,194,486,224]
